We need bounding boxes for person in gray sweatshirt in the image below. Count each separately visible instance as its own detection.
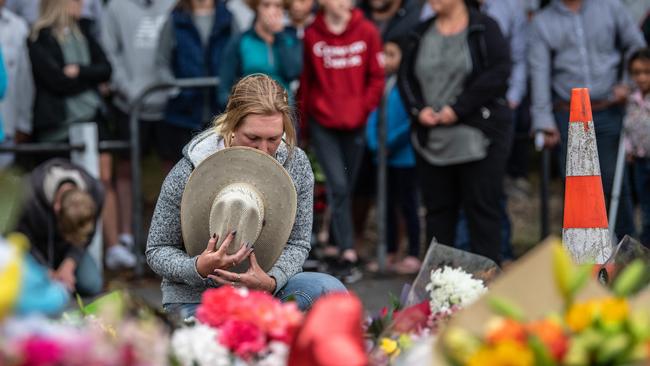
[146,75,346,319]
[100,0,175,251]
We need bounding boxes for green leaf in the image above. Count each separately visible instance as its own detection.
[595,333,630,364]
[488,296,525,321]
[528,335,555,366]
[83,291,124,316]
[552,244,575,305]
[389,293,402,312]
[569,265,592,296]
[613,260,646,297]
[76,293,86,315]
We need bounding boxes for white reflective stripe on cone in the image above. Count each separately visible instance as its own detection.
[566,121,601,177]
[562,228,612,264]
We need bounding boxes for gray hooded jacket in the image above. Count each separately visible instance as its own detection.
[146,130,314,305]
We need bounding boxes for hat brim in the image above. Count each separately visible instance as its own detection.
[180,147,297,273]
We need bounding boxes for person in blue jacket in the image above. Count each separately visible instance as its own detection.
[366,40,421,274]
[157,0,235,170]
[218,0,302,107]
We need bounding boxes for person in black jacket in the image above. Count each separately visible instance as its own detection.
[15,159,104,296]
[397,0,511,263]
[28,0,111,143]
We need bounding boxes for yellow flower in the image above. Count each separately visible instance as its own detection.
[380,337,399,356]
[566,301,598,332]
[599,297,629,326]
[467,340,534,366]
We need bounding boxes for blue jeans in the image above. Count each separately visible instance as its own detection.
[555,106,636,240]
[309,120,366,251]
[163,272,346,319]
[634,158,650,247]
[75,251,103,297]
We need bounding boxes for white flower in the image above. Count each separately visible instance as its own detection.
[172,324,231,366]
[425,266,487,314]
[255,342,289,366]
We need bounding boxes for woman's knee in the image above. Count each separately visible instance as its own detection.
[279,272,346,311]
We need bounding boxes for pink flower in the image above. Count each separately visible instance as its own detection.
[20,336,63,366]
[218,320,266,359]
[196,287,304,345]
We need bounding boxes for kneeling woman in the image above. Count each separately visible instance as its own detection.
[146,74,345,318]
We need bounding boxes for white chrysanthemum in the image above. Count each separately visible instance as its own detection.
[172,324,230,366]
[256,342,289,366]
[425,266,487,314]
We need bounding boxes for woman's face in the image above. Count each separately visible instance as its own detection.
[231,113,284,156]
[428,0,460,15]
[289,0,314,24]
[318,0,352,19]
[67,0,83,19]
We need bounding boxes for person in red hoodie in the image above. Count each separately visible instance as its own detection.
[298,0,384,283]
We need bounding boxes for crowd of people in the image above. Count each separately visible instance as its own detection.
[1,0,650,296]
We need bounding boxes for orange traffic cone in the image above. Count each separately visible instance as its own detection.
[562,88,612,264]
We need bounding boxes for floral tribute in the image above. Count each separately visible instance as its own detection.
[441,243,650,366]
[0,292,170,366]
[369,266,487,364]
[171,286,304,366]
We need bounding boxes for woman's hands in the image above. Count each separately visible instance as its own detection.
[63,64,80,78]
[209,253,277,293]
[418,106,458,126]
[195,231,253,278]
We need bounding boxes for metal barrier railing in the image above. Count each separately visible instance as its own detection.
[0,77,219,277]
[129,77,219,276]
[0,140,130,154]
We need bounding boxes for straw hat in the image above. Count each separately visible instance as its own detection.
[180,147,297,273]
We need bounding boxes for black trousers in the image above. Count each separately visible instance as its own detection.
[386,167,421,257]
[416,140,510,263]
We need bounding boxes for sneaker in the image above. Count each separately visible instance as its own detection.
[330,260,363,284]
[119,233,135,249]
[106,244,137,270]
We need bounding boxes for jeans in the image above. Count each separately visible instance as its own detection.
[163,272,346,319]
[634,158,650,247]
[554,106,636,240]
[75,251,103,297]
[309,120,365,251]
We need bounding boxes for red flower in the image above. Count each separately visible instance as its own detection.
[526,320,569,362]
[486,318,527,345]
[20,336,62,366]
[219,320,267,360]
[197,287,303,346]
[392,301,432,334]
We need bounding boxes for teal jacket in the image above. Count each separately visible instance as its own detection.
[218,28,302,108]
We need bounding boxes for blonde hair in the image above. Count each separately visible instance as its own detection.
[57,189,97,247]
[31,0,80,41]
[214,74,296,151]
